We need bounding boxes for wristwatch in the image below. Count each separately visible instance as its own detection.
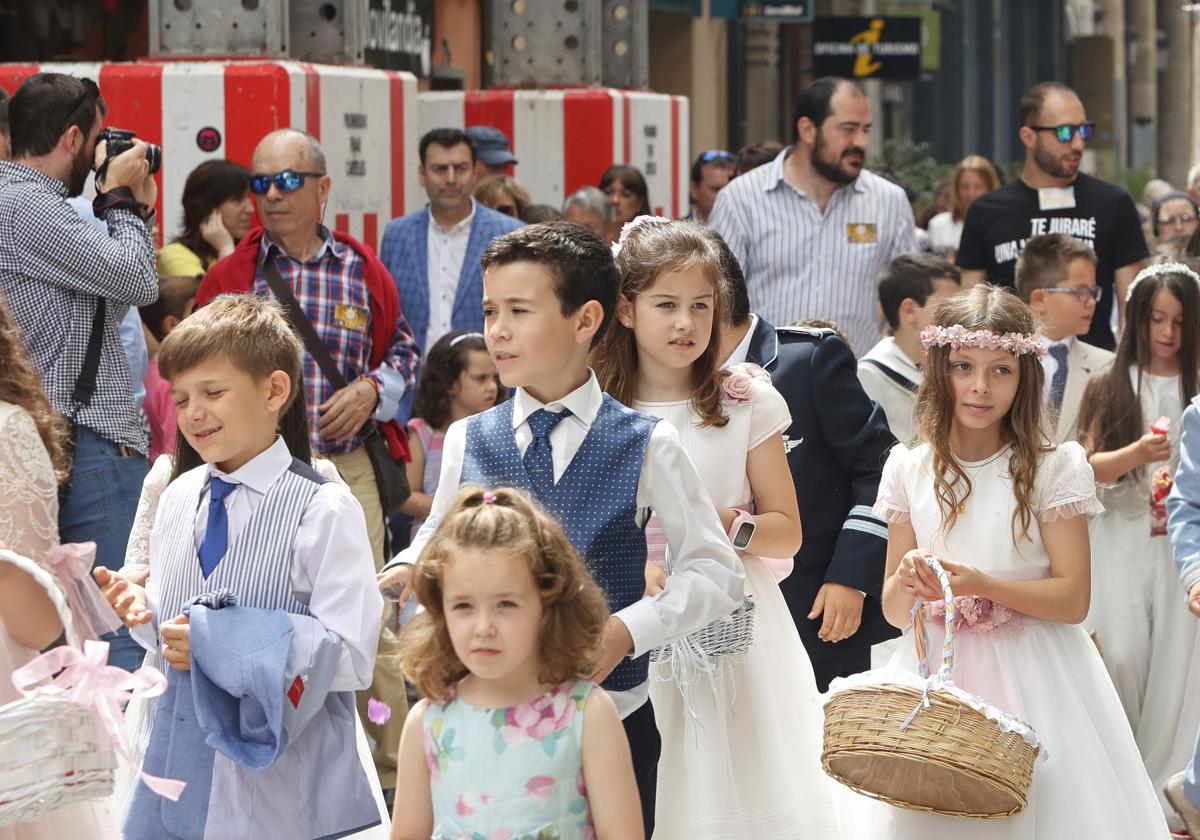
[727,510,757,550]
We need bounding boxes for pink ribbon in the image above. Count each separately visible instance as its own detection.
[43,543,124,642]
[11,639,186,801]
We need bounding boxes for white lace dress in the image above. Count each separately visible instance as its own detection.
[0,401,120,840]
[832,442,1171,838]
[635,371,838,840]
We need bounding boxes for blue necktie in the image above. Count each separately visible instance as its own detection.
[523,408,572,493]
[1049,343,1070,411]
[198,477,237,578]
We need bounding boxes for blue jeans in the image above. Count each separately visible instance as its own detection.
[58,426,149,671]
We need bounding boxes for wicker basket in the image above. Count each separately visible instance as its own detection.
[0,549,117,828]
[821,555,1040,819]
[650,597,757,664]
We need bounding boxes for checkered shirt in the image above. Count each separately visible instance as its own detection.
[0,160,157,454]
[253,229,419,456]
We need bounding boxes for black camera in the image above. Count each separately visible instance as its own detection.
[96,127,162,178]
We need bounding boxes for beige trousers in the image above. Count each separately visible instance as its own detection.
[328,446,408,789]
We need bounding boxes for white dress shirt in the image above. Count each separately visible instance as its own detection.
[425,199,476,350]
[393,373,746,717]
[723,314,759,368]
[146,436,383,691]
[1039,336,1074,404]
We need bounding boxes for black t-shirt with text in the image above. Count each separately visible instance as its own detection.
[956,173,1148,350]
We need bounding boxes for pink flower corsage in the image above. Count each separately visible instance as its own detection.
[925,595,1014,633]
[721,363,771,406]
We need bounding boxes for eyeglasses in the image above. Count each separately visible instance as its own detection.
[249,169,325,195]
[494,204,517,216]
[698,149,734,164]
[1159,213,1198,229]
[1042,286,1102,303]
[1029,122,1096,143]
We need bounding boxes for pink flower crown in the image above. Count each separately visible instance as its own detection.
[919,324,1048,358]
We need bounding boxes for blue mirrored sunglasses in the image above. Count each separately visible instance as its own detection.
[698,149,734,163]
[249,169,325,195]
[1030,122,1096,143]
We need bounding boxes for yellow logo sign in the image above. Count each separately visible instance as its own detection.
[850,18,885,78]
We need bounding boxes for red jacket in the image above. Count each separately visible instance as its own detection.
[196,228,411,461]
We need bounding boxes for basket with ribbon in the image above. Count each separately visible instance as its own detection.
[0,546,184,827]
[820,554,1042,819]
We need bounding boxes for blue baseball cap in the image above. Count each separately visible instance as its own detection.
[466,125,518,166]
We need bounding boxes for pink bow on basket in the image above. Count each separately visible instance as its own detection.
[43,543,124,643]
[11,638,186,801]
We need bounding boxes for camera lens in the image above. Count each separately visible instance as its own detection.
[145,143,162,175]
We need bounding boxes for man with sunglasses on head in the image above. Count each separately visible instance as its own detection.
[0,73,158,672]
[685,148,734,222]
[957,81,1148,351]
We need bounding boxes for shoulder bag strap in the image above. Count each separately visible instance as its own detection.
[260,258,349,392]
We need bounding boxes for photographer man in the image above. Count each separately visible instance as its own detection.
[0,73,158,670]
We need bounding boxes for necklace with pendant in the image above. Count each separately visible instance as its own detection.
[953,445,1011,515]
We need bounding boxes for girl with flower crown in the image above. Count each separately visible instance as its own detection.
[391,485,643,840]
[832,284,1168,837]
[593,217,838,840]
[1076,260,1200,826]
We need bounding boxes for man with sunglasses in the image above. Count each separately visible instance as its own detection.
[0,73,159,672]
[686,149,734,222]
[957,81,1148,351]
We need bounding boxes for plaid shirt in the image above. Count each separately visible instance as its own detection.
[253,228,419,456]
[0,160,157,454]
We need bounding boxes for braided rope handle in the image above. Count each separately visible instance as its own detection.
[911,554,956,681]
[0,549,77,648]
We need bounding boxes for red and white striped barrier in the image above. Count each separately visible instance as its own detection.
[0,61,420,253]
[418,88,690,218]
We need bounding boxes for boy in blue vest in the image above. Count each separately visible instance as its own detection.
[95,295,386,839]
[378,221,745,833]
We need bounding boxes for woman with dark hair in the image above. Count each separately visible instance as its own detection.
[599,163,650,243]
[158,159,254,277]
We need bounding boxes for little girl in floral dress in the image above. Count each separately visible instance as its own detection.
[390,485,643,840]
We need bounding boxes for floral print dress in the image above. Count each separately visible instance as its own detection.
[424,679,595,840]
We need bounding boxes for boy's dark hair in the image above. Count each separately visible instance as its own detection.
[1019,81,1076,128]
[877,253,962,330]
[419,127,475,165]
[9,73,106,159]
[139,275,202,342]
[733,140,784,177]
[1014,234,1097,302]
[709,231,751,327]
[480,221,618,349]
[791,77,864,143]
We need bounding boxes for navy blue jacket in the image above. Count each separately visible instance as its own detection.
[744,318,900,665]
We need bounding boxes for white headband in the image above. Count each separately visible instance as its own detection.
[1126,261,1200,302]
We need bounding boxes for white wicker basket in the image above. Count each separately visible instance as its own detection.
[0,548,118,828]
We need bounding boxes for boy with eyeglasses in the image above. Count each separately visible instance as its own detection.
[957,80,1149,351]
[1015,232,1114,443]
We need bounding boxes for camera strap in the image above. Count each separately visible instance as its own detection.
[93,187,152,222]
[72,297,107,411]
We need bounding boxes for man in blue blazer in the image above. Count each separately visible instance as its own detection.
[380,127,522,421]
[716,240,899,691]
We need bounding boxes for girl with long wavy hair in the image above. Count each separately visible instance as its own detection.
[1077,261,1200,823]
[834,284,1168,837]
[594,218,837,839]
[0,294,123,836]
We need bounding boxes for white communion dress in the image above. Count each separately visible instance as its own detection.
[832,441,1170,839]
[635,368,838,840]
